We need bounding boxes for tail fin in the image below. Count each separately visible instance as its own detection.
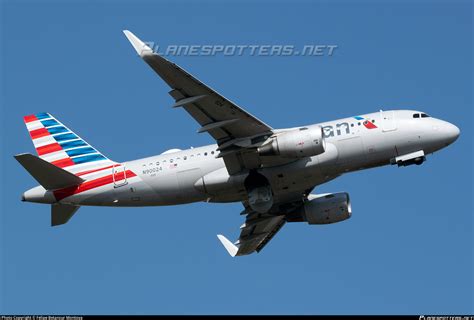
[23,112,115,173]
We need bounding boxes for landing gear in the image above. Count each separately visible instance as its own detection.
[391,150,426,167]
[414,157,425,165]
[396,156,426,167]
[245,170,274,213]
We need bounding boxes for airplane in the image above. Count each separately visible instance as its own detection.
[15,30,460,257]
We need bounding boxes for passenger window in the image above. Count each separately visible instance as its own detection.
[204,152,208,156]
[413,114,420,118]
[183,156,187,160]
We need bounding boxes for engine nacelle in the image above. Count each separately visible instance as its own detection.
[258,126,326,158]
[303,192,352,224]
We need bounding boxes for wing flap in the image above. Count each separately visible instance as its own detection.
[237,215,286,255]
[218,213,286,257]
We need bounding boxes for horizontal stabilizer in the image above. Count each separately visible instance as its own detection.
[217,234,238,257]
[15,153,84,190]
[51,203,80,226]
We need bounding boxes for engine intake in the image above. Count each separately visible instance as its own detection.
[303,192,352,224]
[258,126,326,158]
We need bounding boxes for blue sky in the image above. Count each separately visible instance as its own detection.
[1,0,472,315]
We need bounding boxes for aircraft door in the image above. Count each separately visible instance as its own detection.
[113,164,128,188]
[381,110,397,132]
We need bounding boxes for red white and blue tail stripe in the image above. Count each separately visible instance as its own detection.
[23,112,116,173]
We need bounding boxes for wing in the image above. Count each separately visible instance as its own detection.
[217,211,286,257]
[123,30,273,174]
[217,187,315,256]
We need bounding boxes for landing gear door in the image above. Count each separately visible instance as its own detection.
[381,110,397,132]
[113,164,128,188]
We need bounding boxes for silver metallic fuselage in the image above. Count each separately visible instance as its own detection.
[23,109,459,207]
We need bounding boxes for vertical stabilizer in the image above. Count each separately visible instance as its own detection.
[23,112,115,174]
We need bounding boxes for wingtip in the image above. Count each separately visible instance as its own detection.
[123,29,153,56]
[217,234,238,257]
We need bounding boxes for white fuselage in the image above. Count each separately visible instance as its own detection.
[23,110,459,207]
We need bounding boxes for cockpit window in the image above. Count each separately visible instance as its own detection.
[421,113,430,118]
[413,113,420,118]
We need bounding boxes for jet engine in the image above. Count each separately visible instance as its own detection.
[258,126,326,158]
[302,192,351,224]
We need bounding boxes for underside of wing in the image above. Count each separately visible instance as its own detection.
[216,189,314,257]
[123,30,274,174]
[218,212,286,257]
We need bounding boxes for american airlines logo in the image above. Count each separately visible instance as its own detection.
[322,116,378,138]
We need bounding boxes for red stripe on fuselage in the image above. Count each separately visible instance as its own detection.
[53,170,137,201]
[24,115,38,123]
[51,157,75,168]
[29,127,49,139]
[36,142,62,155]
[76,164,116,176]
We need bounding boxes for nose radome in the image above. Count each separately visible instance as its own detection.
[445,122,460,144]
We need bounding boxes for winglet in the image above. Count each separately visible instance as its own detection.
[123,30,153,56]
[217,234,238,257]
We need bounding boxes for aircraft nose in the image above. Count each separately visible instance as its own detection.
[444,122,460,145]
